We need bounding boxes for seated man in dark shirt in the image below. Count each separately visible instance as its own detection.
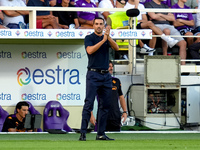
[2,101,32,132]
[27,0,61,29]
[53,0,79,29]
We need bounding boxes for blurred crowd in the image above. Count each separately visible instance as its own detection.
[0,0,200,63]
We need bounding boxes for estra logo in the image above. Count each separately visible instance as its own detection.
[21,93,46,100]
[21,51,47,59]
[118,31,137,37]
[56,93,80,101]
[55,31,75,37]
[17,67,31,86]
[17,66,81,86]
[56,51,81,59]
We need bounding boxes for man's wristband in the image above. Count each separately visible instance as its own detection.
[123,111,128,114]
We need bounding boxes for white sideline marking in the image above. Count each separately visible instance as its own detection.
[1,131,200,134]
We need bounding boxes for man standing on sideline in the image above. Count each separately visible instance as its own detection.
[79,17,119,141]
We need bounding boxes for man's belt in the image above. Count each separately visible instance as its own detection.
[88,68,109,74]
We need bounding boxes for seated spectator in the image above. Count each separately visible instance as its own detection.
[193,0,200,43]
[124,0,178,54]
[98,0,116,22]
[139,0,171,7]
[75,0,98,29]
[0,0,29,29]
[145,0,187,65]
[107,0,154,54]
[2,101,35,132]
[107,0,129,29]
[53,0,79,29]
[27,0,61,29]
[172,0,200,46]
[71,0,99,6]
[172,0,198,8]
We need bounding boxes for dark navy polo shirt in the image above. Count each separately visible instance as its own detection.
[84,32,110,70]
[27,0,50,16]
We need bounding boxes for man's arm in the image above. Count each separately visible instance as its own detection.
[86,36,107,55]
[139,14,148,22]
[8,128,17,132]
[90,112,96,126]
[119,95,127,123]
[0,11,4,20]
[158,13,175,22]
[16,10,29,15]
[106,26,119,51]
[173,19,194,27]
[108,36,119,51]
[102,12,110,21]
[78,17,93,26]
[74,18,80,29]
[36,15,54,20]
[147,12,173,21]
[3,10,21,17]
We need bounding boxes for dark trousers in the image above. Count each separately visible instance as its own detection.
[188,42,200,64]
[80,71,112,135]
[106,119,121,131]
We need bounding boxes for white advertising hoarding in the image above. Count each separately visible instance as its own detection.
[0,29,152,106]
[0,29,152,39]
[0,44,87,106]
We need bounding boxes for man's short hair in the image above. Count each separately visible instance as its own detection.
[109,60,114,67]
[16,101,29,112]
[93,17,105,24]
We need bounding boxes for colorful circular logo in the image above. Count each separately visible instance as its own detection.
[56,93,61,100]
[24,31,28,37]
[17,67,31,86]
[55,32,60,37]
[21,93,27,100]
[118,31,122,37]
[57,52,62,59]
[21,52,27,59]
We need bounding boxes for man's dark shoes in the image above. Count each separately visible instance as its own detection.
[79,133,86,141]
[96,134,115,140]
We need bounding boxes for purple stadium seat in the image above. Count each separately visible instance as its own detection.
[14,101,43,132]
[43,101,72,132]
[0,106,9,132]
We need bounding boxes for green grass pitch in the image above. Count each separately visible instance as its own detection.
[0,133,200,150]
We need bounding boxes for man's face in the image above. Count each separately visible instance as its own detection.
[108,63,113,74]
[17,106,29,119]
[93,19,104,34]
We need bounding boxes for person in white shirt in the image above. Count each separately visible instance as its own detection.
[98,0,116,21]
[0,0,29,29]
